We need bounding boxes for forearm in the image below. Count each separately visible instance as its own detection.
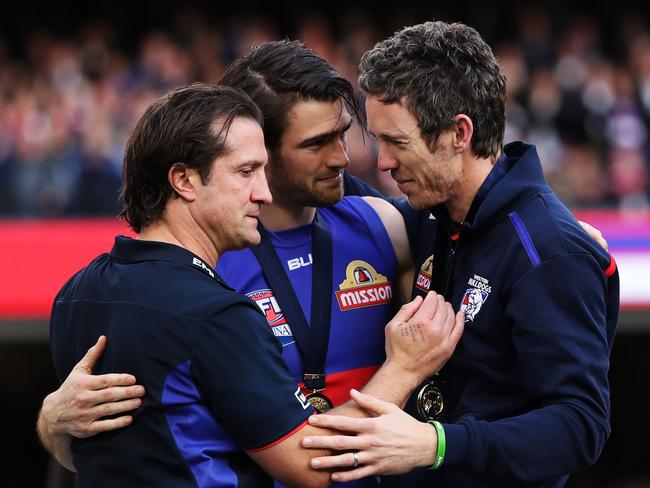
[330,361,420,418]
[37,399,76,472]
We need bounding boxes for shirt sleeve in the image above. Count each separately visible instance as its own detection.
[443,252,614,481]
[190,299,313,450]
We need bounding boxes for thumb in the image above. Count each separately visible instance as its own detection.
[349,389,399,416]
[74,335,107,374]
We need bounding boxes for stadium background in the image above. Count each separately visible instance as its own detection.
[1,1,649,486]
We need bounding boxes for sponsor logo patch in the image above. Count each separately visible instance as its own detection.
[247,289,294,345]
[335,260,392,311]
[459,274,491,323]
[415,255,434,292]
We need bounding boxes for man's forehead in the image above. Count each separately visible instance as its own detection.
[366,97,419,137]
[287,99,352,134]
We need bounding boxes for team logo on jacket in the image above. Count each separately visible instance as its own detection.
[247,289,294,345]
[460,274,492,323]
[415,255,434,292]
[336,260,392,311]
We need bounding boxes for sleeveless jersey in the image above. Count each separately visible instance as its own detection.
[217,197,398,407]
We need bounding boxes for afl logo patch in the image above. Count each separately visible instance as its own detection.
[335,260,392,311]
[247,289,294,345]
[415,255,434,292]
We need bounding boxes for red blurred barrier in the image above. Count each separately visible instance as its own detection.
[0,211,648,319]
[0,219,135,319]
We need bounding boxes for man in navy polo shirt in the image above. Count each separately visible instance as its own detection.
[40,82,463,487]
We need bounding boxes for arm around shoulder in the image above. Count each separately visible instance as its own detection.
[362,196,414,304]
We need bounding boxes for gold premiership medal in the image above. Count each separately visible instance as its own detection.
[416,381,444,420]
[306,392,333,413]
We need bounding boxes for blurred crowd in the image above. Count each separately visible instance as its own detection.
[1,6,649,217]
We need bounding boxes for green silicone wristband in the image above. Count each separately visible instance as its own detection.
[427,420,446,470]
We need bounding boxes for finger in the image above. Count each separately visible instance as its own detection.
[389,296,424,325]
[449,311,465,348]
[92,384,145,403]
[441,302,455,335]
[331,465,378,482]
[307,414,369,435]
[88,397,143,420]
[74,336,107,374]
[349,389,399,416]
[302,434,365,451]
[311,451,358,469]
[77,415,135,438]
[412,292,440,321]
[88,375,141,391]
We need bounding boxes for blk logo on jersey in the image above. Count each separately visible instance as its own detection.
[287,253,313,271]
[415,255,434,292]
[460,274,491,322]
[336,260,392,311]
[247,289,294,345]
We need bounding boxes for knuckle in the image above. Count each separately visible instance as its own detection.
[100,404,115,417]
[71,394,87,408]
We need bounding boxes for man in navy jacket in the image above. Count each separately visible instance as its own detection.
[305,21,619,488]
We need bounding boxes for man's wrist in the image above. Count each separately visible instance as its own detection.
[416,421,439,468]
[381,359,426,393]
[40,391,62,435]
[427,420,446,469]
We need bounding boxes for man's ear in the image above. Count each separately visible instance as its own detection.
[452,114,473,153]
[168,163,197,202]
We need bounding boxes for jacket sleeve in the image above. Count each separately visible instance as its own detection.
[443,252,615,481]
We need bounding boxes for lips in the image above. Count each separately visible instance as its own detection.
[318,172,342,181]
[395,179,414,189]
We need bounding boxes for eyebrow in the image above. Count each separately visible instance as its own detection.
[232,159,266,170]
[296,118,353,148]
[371,131,409,144]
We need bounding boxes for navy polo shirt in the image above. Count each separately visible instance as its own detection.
[50,236,313,487]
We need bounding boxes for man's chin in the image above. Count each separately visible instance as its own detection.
[314,186,344,207]
[228,231,261,252]
[404,194,427,210]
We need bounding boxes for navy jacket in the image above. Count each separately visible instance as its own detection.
[346,141,619,487]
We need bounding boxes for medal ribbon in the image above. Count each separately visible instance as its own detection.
[251,211,333,391]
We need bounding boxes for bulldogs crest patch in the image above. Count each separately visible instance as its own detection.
[459,274,491,323]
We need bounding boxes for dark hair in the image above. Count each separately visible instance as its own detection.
[220,39,364,154]
[359,21,505,160]
[120,82,262,232]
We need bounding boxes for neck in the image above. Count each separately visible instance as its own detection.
[260,202,317,232]
[445,152,499,223]
[138,204,220,267]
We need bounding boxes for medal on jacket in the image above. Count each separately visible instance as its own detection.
[416,374,444,420]
[252,212,334,413]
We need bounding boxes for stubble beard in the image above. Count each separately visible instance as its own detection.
[270,174,343,209]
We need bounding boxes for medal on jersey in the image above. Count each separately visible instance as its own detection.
[304,377,333,413]
[416,374,445,420]
[252,212,334,411]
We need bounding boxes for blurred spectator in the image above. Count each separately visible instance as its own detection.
[1,6,650,216]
